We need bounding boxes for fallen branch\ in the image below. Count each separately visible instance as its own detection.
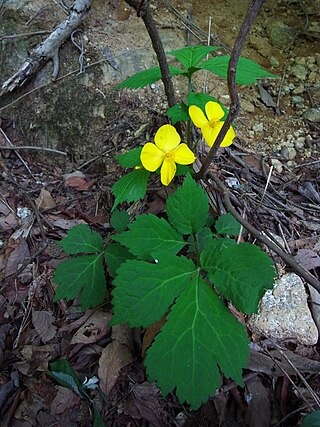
[209,173,320,293]
[1,0,92,94]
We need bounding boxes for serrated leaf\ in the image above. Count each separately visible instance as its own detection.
[112,170,150,211]
[199,56,276,85]
[110,209,130,232]
[301,410,320,427]
[215,213,243,236]
[58,224,103,255]
[168,45,220,70]
[53,254,106,310]
[200,238,237,267]
[104,242,134,277]
[113,214,186,259]
[187,226,213,254]
[146,272,249,410]
[115,65,185,89]
[111,255,196,327]
[166,174,209,235]
[202,242,275,313]
[115,146,142,168]
[167,102,189,125]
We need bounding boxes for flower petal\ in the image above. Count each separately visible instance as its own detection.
[203,122,235,148]
[154,124,180,152]
[205,101,225,123]
[189,105,209,128]
[141,142,165,171]
[160,157,177,186]
[173,143,196,165]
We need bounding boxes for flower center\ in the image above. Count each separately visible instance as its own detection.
[209,118,218,127]
[165,151,175,161]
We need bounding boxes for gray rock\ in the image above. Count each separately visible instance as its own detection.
[249,273,318,345]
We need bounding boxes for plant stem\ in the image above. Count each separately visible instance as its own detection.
[124,0,177,108]
[195,0,265,180]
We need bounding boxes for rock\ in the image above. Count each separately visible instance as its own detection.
[303,108,320,123]
[249,273,318,345]
[269,22,294,48]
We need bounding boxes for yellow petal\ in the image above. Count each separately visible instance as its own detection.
[154,124,180,153]
[160,157,176,186]
[200,124,216,147]
[203,122,235,148]
[189,105,209,128]
[141,142,165,171]
[173,143,196,165]
[205,101,225,123]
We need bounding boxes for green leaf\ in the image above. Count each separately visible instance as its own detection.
[146,272,249,410]
[58,224,103,255]
[104,242,134,277]
[53,254,106,310]
[200,238,237,261]
[115,146,142,168]
[110,209,130,232]
[113,214,186,259]
[48,359,84,397]
[115,65,185,89]
[215,213,243,237]
[168,45,220,70]
[167,102,189,125]
[92,404,106,427]
[201,242,275,313]
[199,56,276,85]
[112,169,150,211]
[301,410,320,427]
[187,226,213,254]
[175,164,192,177]
[111,255,196,327]
[166,174,209,235]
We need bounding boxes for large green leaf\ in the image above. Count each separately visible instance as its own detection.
[110,209,130,232]
[104,242,134,277]
[215,213,243,237]
[115,146,142,169]
[301,410,320,427]
[199,56,276,85]
[111,255,196,327]
[167,102,189,125]
[112,169,150,211]
[168,46,220,70]
[166,174,209,235]
[146,272,249,410]
[113,214,186,259]
[53,254,106,310]
[58,224,103,255]
[115,65,185,89]
[201,242,275,313]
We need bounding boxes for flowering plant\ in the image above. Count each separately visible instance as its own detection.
[53,45,276,412]
[140,124,196,186]
[189,101,235,147]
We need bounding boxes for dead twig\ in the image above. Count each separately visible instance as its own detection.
[124,0,177,108]
[208,172,320,293]
[196,0,266,180]
[0,145,67,155]
[1,0,92,94]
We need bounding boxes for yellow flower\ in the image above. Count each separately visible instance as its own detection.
[189,101,235,148]
[140,124,196,186]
